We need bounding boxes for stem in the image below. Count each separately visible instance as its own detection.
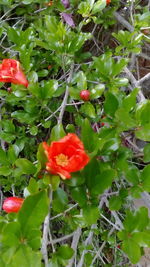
[41,186,53,267]
[58,62,74,124]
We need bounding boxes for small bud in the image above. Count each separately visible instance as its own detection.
[80,90,90,101]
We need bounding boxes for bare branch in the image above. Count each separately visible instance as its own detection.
[114,11,134,32]
[66,228,82,267]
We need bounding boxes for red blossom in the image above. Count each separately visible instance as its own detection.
[106,0,111,4]
[0,59,28,87]
[43,133,90,179]
[2,197,24,213]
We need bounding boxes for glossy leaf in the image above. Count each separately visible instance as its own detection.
[18,190,49,235]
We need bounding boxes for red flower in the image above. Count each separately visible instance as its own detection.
[0,59,28,87]
[106,0,111,4]
[43,133,90,179]
[3,197,24,213]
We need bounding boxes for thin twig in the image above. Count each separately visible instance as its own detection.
[41,186,53,267]
[50,232,75,245]
[66,228,82,267]
[114,11,134,32]
[91,227,115,265]
[124,67,146,102]
[50,203,78,221]
[58,63,74,124]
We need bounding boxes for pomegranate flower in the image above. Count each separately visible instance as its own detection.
[43,133,90,179]
[3,197,24,213]
[0,59,28,87]
[106,0,111,4]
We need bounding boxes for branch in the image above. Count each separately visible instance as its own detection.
[66,228,82,267]
[58,63,74,124]
[124,67,146,102]
[114,11,134,32]
[51,232,75,245]
[137,73,150,86]
[91,227,115,265]
[41,187,53,267]
[50,203,78,221]
[77,224,97,267]
[77,197,106,267]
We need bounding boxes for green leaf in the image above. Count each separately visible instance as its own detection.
[90,169,116,195]
[80,102,96,118]
[123,238,141,264]
[143,143,150,163]
[135,207,149,231]
[11,245,42,267]
[115,108,136,129]
[37,69,49,77]
[57,245,74,260]
[136,100,150,125]
[26,229,41,250]
[69,86,80,100]
[83,158,100,189]
[53,188,68,213]
[1,120,15,133]
[141,165,150,191]
[40,80,58,99]
[65,172,85,187]
[74,71,87,90]
[109,196,122,211]
[71,186,87,207]
[50,124,66,141]
[18,190,49,235]
[29,126,38,136]
[27,178,39,194]
[83,205,99,225]
[1,247,17,266]
[132,231,150,247]
[135,123,150,141]
[122,88,139,112]
[2,222,21,247]
[104,92,119,117]
[81,118,99,154]
[90,84,105,100]
[15,158,36,175]
[37,143,47,169]
[0,148,8,165]
[92,0,106,14]
[0,166,11,176]
[126,166,140,185]
[42,174,60,191]
[7,145,19,164]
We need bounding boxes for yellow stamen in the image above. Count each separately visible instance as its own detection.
[55,153,69,167]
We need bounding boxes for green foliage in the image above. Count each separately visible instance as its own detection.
[0,0,150,266]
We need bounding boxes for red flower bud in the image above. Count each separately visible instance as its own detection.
[80,90,90,101]
[3,197,24,213]
[106,0,111,4]
[0,59,28,87]
[43,133,90,179]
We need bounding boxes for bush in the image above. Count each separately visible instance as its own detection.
[0,0,150,266]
